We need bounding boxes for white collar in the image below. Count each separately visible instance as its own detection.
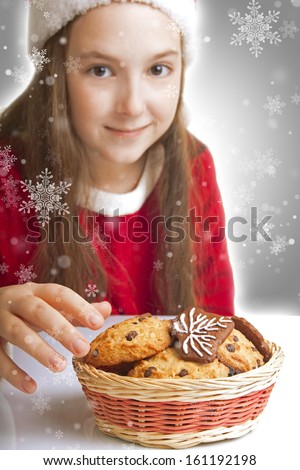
[80,145,164,216]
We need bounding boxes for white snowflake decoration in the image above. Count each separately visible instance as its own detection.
[54,430,64,439]
[0,145,17,173]
[0,262,9,275]
[31,393,51,415]
[25,0,45,9]
[174,308,232,358]
[236,260,246,270]
[269,235,288,256]
[14,264,37,284]
[64,56,83,75]
[85,283,99,298]
[153,259,164,271]
[165,84,179,99]
[279,20,299,39]
[1,174,21,208]
[45,147,61,166]
[52,367,75,387]
[241,149,282,180]
[89,235,109,254]
[43,11,63,34]
[263,95,286,117]
[166,19,186,38]
[27,47,50,73]
[256,221,275,245]
[291,93,300,105]
[19,168,71,227]
[229,0,281,58]
[233,183,255,209]
[11,66,29,85]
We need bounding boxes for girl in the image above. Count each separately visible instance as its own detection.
[0,0,234,393]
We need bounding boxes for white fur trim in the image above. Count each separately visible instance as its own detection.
[27,0,198,63]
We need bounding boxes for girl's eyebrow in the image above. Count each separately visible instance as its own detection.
[79,49,180,61]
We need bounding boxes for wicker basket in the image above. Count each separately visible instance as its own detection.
[73,341,284,449]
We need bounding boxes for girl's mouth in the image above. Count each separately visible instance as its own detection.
[105,124,150,138]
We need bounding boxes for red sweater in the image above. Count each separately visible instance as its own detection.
[0,140,235,316]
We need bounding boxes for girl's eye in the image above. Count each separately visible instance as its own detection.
[89,66,112,78]
[149,64,170,77]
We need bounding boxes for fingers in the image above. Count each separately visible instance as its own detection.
[91,301,112,320]
[31,283,109,330]
[9,296,91,357]
[0,348,37,394]
[0,343,37,394]
[1,312,69,371]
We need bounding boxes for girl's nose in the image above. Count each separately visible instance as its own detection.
[115,77,145,117]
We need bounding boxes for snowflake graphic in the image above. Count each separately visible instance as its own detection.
[45,148,61,166]
[25,0,45,9]
[27,46,50,73]
[153,260,164,271]
[19,168,71,227]
[85,283,99,298]
[229,146,241,156]
[54,430,64,439]
[166,19,186,38]
[279,20,299,39]
[173,308,232,359]
[233,183,255,207]
[122,443,136,450]
[89,233,109,254]
[31,393,51,415]
[291,93,300,105]
[263,95,286,117]
[256,221,275,245]
[11,66,29,85]
[45,327,64,344]
[52,367,75,387]
[0,145,17,173]
[1,174,21,208]
[64,56,83,75]
[165,84,179,99]
[43,11,63,34]
[240,149,281,180]
[14,264,37,284]
[0,262,9,275]
[229,0,281,58]
[236,260,246,270]
[269,235,288,256]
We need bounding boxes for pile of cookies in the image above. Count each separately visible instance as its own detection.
[84,307,271,379]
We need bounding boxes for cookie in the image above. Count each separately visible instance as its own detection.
[85,314,173,367]
[217,329,265,374]
[233,316,271,362]
[171,307,234,364]
[128,347,231,379]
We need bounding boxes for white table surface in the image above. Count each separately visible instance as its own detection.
[0,314,299,466]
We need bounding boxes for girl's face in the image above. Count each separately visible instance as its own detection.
[66,2,182,170]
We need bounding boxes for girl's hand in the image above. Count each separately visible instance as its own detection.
[0,283,111,393]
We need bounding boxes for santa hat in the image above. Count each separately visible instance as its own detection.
[27,0,198,63]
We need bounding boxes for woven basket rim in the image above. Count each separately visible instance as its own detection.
[73,340,284,402]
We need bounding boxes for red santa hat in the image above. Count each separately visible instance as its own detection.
[27,0,198,63]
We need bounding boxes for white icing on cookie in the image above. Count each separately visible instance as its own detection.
[173,307,233,359]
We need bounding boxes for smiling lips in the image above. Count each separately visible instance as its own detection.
[105,124,150,137]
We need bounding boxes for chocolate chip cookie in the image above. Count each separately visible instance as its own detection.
[217,329,265,374]
[128,347,231,379]
[85,314,172,367]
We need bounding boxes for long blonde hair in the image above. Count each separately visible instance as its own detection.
[0,24,206,314]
